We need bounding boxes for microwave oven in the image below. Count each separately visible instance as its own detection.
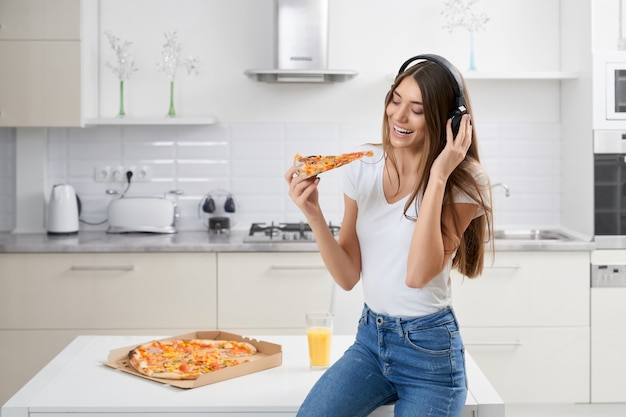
[594,51,626,129]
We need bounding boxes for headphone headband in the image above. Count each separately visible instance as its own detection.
[397,54,465,108]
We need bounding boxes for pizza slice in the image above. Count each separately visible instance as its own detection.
[294,150,374,179]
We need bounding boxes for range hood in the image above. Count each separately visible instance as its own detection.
[244,0,357,83]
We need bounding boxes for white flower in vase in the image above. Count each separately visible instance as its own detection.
[156,32,199,117]
[441,0,489,71]
[104,31,138,117]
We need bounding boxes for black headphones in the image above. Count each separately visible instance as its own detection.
[201,191,236,214]
[396,53,467,136]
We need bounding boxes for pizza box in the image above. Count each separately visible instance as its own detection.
[104,330,283,389]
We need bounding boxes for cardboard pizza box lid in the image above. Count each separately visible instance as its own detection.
[104,330,283,389]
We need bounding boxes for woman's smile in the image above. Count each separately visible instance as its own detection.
[393,124,414,137]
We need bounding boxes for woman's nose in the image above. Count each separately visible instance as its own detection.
[394,105,410,122]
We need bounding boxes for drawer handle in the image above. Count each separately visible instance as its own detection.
[465,340,523,346]
[269,265,327,271]
[70,265,135,271]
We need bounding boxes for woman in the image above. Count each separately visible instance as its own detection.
[284,54,493,417]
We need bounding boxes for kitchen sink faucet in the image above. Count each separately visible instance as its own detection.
[492,182,510,197]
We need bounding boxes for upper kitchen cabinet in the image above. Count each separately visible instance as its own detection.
[0,0,80,39]
[0,0,97,127]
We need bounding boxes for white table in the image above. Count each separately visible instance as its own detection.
[2,335,504,417]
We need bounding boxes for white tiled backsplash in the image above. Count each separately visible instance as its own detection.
[1,122,561,233]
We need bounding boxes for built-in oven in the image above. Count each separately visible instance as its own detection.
[593,130,626,248]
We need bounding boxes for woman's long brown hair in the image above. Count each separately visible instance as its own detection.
[382,60,494,278]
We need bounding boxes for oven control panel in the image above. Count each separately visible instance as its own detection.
[591,264,626,287]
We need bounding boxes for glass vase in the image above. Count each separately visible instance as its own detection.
[118,80,126,117]
[167,80,176,117]
[468,33,477,71]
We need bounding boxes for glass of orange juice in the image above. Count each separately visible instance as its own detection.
[306,312,334,370]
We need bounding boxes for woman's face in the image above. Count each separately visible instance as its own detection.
[385,76,427,151]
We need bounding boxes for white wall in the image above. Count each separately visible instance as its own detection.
[6,0,581,233]
[592,0,621,51]
[96,0,562,124]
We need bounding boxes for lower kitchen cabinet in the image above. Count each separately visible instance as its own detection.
[452,251,589,327]
[217,252,334,334]
[0,252,218,405]
[461,326,589,403]
[1,248,593,406]
[591,288,626,403]
[451,250,591,404]
[0,253,217,329]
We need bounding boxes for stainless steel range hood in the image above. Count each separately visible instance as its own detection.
[244,0,357,83]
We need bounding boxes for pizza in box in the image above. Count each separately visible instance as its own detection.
[127,338,258,380]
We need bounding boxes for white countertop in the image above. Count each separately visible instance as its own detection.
[0,230,594,253]
[2,335,504,417]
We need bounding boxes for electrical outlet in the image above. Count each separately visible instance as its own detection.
[132,166,152,182]
[112,166,125,182]
[94,165,112,182]
[93,165,152,182]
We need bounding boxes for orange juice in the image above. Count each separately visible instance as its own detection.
[307,326,332,368]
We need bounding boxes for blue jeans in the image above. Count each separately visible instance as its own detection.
[296,305,467,417]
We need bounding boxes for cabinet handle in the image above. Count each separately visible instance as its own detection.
[269,265,328,271]
[69,265,135,271]
[465,340,523,346]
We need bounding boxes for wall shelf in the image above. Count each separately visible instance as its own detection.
[463,71,579,80]
[83,117,218,126]
[386,71,579,82]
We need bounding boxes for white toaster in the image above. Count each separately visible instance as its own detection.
[107,197,178,234]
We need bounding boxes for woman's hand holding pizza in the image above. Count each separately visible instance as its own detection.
[285,151,372,219]
[284,165,321,220]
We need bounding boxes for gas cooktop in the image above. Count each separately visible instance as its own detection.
[243,221,340,243]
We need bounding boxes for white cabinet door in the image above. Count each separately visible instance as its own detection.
[0,0,80,40]
[462,326,590,403]
[0,253,218,329]
[452,251,590,327]
[217,252,334,333]
[450,250,591,404]
[591,288,626,403]
[0,41,82,126]
[0,0,93,126]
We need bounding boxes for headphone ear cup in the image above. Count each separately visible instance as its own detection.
[224,195,236,213]
[449,107,467,137]
[202,197,216,213]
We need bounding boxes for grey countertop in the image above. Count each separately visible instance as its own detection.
[0,230,595,253]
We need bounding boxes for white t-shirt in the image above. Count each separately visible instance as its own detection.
[342,144,488,318]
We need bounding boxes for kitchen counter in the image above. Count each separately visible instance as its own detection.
[0,230,594,253]
[1,335,504,417]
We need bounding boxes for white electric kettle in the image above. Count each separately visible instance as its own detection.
[47,184,80,235]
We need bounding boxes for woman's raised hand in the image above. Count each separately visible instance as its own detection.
[284,165,322,218]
